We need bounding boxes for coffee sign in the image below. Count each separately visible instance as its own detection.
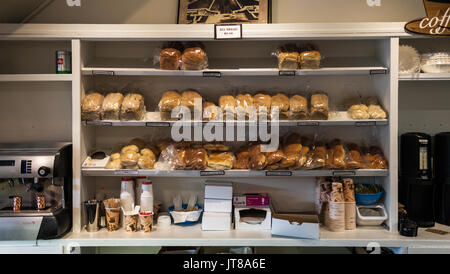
[405,0,450,36]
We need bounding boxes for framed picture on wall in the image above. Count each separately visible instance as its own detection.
[178,0,271,24]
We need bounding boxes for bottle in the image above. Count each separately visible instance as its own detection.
[135,177,147,206]
[120,178,135,212]
[140,180,154,213]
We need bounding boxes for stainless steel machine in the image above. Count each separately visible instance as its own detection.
[0,142,72,240]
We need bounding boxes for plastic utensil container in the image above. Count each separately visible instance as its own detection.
[356,204,388,226]
[168,204,203,226]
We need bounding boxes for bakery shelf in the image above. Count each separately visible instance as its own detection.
[0,74,72,82]
[81,168,388,177]
[82,111,388,127]
[399,73,450,81]
[82,67,388,77]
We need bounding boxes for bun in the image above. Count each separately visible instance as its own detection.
[348,104,369,120]
[253,94,272,113]
[368,105,387,119]
[235,94,254,115]
[181,44,207,70]
[280,144,302,168]
[140,148,156,161]
[310,93,329,120]
[203,101,220,121]
[265,150,284,165]
[249,153,267,170]
[82,93,104,121]
[121,93,145,121]
[106,159,123,169]
[181,90,202,111]
[120,150,140,167]
[345,143,361,169]
[233,151,250,169]
[102,93,124,120]
[160,47,182,70]
[219,95,236,115]
[138,155,155,169]
[271,93,290,112]
[159,91,181,112]
[110,153,121,161]
[121,145,139,154]
[207,152,234,170]
[330,139,346,169]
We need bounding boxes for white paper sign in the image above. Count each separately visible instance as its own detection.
[215,24,242,40]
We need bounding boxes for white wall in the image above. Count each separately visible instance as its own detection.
[25,0,426,24]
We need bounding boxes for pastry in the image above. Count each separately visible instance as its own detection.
[266,164,280,170]
[159,91,181,112]
[207,152,234,170]
[140,148,156,162]
[249,153,267,170]
[369,146,388,169]
[331,139,346,169]
[299,50,321,69]
[265,150,284,165]
[181,90,202,111]
[120,150,140,167]
[102,93,124,120]
[253,94,272,114]
[160,43,183,70]
[185,148,207,170]
[203,101,220,121]
[106,159,123,169]
[348,104,370,120]
[138,155,155,169]
[121,145,139,154]
[310,93,329,120]
[271,93,290,113]
[280,144,302,168]
[346,143,361,169]
[304,142,326,170]
[81,93,104,121]
[234,151,250,169]
[289,95,308,119]
[235,94,254,117]
[219,95,236,115]
[326,147,335,169]
[203,143,230,152]
[368,105,387,119]
[110,153,121,161]
[181,43,207,70]
[121,93,145,121]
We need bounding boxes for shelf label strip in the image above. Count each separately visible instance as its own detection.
[266,171,292,177]
[332,171,356,176]
[370,69,388,75]
[200,170,226,176]
[279,70,296,77]
[92,71,115,76]
[203,71,222,78]
[146,122,171,127]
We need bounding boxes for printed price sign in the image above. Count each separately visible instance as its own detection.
[215,24,242,40]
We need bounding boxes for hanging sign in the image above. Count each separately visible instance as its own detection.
[405,0,450,36]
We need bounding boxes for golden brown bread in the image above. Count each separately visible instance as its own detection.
[345,143,361,169]
[299,51,321,69]
[271,93,290,112]
[121,145,140,154]
[235,94,254,114]
[140,148,156,162]
[203,143,230,152]
[181,90,202,111]
[280,144,302,168]
[253,94,272,114]
[278,52,300,70]
[233,151,250,169]
[330,139,346,169]
[203,101,220,121]
[110,153,121,161]
[290,95,308,112]
[249,153,267,170]
[348,104,370,120]
[82,93,104,121]
[181,46,207,70]
[265,150,285,165]
[159,91,181,112]
[120,150,140,167]
[106,158,123,169]
[102,93,124,120]
[368,105,387,119]
[138,155,155,169]
[185,148,207,170]
[219,95,236,114]
[310,93,329,120]
[207,152,234,170]
[121,93,145,120]
[160,48,182,70]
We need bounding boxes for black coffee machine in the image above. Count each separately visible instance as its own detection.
[0,142,72,240]
[400,133,435,228]
[435,132,450,226]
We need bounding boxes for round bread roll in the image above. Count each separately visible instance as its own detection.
[181,90,202,108]
[235,94,254,112]
[106,158,123,169]
[140,148,156,161]
[272,93,290,112]
[203,101,220,121]
[219,95,236,113]
[121,145,139,154]
[138,155,155,169]
[254,94,272,113]
[120,150,140,167]
[110,153,121,161]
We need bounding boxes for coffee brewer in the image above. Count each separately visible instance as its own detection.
[0,142,72,240]
[400,133,435,228]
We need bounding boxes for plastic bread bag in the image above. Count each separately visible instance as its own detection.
[184,148,207,170]
[81,92,105,121]
[159,91,182,112]
[329,139,346,170]
[289,93,309,120]
[235,93,255,120]
[203,101,221,121]
[181,42,208,70]
[273,44,300,70]
[154,144,183,171]
[155,42,184,70]
[271,93,290,120]
[173,194,183,211]
[304,132,327,170]
[120,93,146,121]
[310,91,329,120]
[219,94,236,119]
[345,143,362,169]
[298,44,323,69]
[253,93,272,116]
[101,93,124,120]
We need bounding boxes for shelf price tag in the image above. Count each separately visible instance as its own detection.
[266,171,292,177]
[332,171,356,177]
[114,170,139,176]
[297,121,319,126]
[215,24,242,40]
[200,170,225,176]
[355,121,377,127]
[203,71,222,78]
[146,122,171,127]
[279,70,296,77]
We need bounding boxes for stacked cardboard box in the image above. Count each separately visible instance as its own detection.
[201,181,233,231]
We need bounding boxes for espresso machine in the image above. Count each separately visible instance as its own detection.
[0,142,72,240]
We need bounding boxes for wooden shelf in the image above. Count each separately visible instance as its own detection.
[0,74,72,82]
[399,73,450,81]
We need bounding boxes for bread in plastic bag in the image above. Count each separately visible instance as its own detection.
[203,101,220,121]
[184,148,207,170]
[345,143,362,169]
[289,95,308,120]
[219,95,236,117]
[304,140,327,170]
[159,42,184,70]
[81,92,104,121]
[181,42,208,70]
[310,92,329,120]
[207,152,234,170]
[233,151,250,169]
[120,93,145,121]
[102,93,124,120]
[299,44,322,69]
[253,93,272,115]
[348,104,370,120]
[181,90,202,112]
[274,44,300,70]
[271,93,290,120]
[368,105,387,119]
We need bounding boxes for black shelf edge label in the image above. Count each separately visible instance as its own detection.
[146,122,171,127]
[355,121,377,127]
[214,24,243,40]
[203,71,222,78]
[332,171,356,176]
[92,71,115,76]
[85,121,112,126]
[201,170,226,176]
[370,69,388,75]
[279,70,296,77]
[114,170,139,176]
[297,121,320,126]
[266,171,292,177]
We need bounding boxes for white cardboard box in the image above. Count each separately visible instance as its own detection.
[204,198,232,213]
[205,181,233,200]
[271,213,320,240]
[201,212,232,231]
[234,207,272,230]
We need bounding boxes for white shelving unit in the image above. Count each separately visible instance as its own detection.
[0,23,449,253]
[399,73,450,81]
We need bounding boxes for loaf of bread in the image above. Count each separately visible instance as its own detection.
[82,93,104,121]
[235,94,254,116]
[253,94,272,114]
[277,44,300,70]
[310,93,329,120]
[304,142,327,170]
[272,93,290,119]
[290,95,308,119]
[345,143,361,169]
[121,93,145,120]
[368,105,387,119]
[207,152,234,170]
[159,91,181,112]
[348,104,370,120]
[219,95,236,115]
[181,43,207,70]
[234,151,250,169]
[203,101,220,121]
[160,43,183,70]
[331,139,346,169]
[299,51,321,69]
[101,93,124,120]
[280,144,302,169]
[185,148,207,170]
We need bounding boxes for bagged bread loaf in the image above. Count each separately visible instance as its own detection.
[299,44,321,69]
[271,93,290,120]
[361,146,388,169]
[310,92,329,120]
[348,104,370,120]
[102,93,124,120]
[159,42,183,70]
[345,143,362,169]
[233,151,250,169]
[82,93,104,121]
[304,141,327,170]
[207,152,234,170]
[289,95,308,120]
[253,94,272,115]
[185,148,207,170]
[330,139,346,169]
[219,95,236,117]
[203,101,220,121]
[121,93,145,121]
[159,91,181,112]
[276,44,300,70]
[181,90,202,112]
[181,42,208,70]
